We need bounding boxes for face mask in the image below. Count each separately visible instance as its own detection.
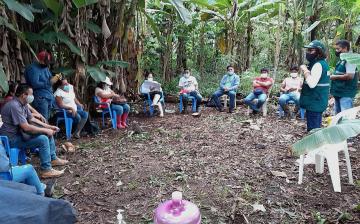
[260,73,268,78]
[63,85,70,92]
[184,73,190,78]
[290,73,298,78]
[228,71,234,75]
[26,95,34,104]
[306,52,317,62]
[148,77,153,81]
[335,51,341,57]
[104,85,110,90]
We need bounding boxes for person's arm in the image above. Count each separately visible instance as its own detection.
[178,78,184,90]
[280,80,287,92]
[193,77,199,90]
[330,63,356,81]
[253,79,260,88]
[229,75,240,91]
[20,120,55,136]
[259,79,273,87]
[300,64,322,88]
[96,88,115,99]
[28,104,46,123]
[25,67,47,89]
[220,75,226,89]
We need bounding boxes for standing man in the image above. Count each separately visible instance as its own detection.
[25,51,62,120]
[299,40,330,132]
[211,65,240,113]
[178,69,202,113]
[330,40,358,114]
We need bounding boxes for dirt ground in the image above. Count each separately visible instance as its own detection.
[53,103,360,224]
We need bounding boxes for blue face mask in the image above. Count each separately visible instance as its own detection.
[63,85,70,92]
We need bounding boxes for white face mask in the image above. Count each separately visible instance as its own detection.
[290,73,298,78]
[26,95,34,104]
[260,73,268,78]
[184,73,190,78]
[104,84,110,90]
[148,77,153,81]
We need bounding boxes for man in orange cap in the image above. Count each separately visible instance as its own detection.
[24,51,62,120]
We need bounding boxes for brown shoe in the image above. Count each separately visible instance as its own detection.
[41,169,64,178]
[51,158,69,167]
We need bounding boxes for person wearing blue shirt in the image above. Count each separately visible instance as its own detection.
[211,65,240,113]
[24,51,62,120]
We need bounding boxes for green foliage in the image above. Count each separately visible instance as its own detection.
[86,66,107,82]
[0,63,9,93]
[85,21,101,34]
[97,60,129,68]
[72,0,98,8]
[2,0,35,22]
[168,0,192,25]
[292,119,360,156]
[42,0,62,17]
[340,53,360,68]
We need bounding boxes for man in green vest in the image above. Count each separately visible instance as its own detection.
[330,40,358,114]
[299,40,330,132]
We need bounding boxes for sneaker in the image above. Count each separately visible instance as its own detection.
[51,158,69,167]
[217,107,225,112]
[228,109,234,114]
[41,169,64,178]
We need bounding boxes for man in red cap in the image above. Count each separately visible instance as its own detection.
[24,51,62,120]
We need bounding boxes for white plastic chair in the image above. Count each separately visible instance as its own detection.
[222,95,236,109]
[298,106,360,192]
[247,98,268,116]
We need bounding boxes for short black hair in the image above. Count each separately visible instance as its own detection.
[336,40,350,51]
[290,65,298,71]
[315,48,327,60]
[97,82,106,89]
[184,68,190,72]
[260,68,269,73]
[226,65,234,70]
[15,84,31,97]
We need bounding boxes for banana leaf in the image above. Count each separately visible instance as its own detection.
[292,119,360,156]
[2,0,34,22]
[0,63,9,93]
[340,53,360,68]
[97,60,129,68]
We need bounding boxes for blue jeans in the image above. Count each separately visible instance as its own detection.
[110,104,130,116]
[12,164,44,194]
[306,111,322,132]
[10,135,57,170]
[244,92,267,111]
[66,106,89,125]
[334,96,353,114]
[279,92,300,109]
[212,89,236,110]
[32,96,52,120]
[182,91,202,111]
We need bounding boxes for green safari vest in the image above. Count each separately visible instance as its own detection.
[300,60,330,113]
[330,59,358,98]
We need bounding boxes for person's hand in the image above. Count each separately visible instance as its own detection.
[288,87,297,92]
[78,103,84,109]
[49,126,60,132]
[223,87,229,92]
[69,108,77,117]
[300,65,308,72]
[44,128,56,137]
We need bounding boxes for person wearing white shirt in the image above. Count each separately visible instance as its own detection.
[54,78,88,138]
[140,72,164,117]
[299,40,330,132]
[330,40,358,114]
[279,66,303,116]
[178,69,202,113]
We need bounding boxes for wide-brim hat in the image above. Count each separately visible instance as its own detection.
[103,77,113,85]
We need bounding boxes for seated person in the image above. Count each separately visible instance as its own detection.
[211,65,240,113]
[95,77,130,129]
[54,78,88,138]
[178,69,202,113]
[140,72,164,117]
[0,141,54,196]
[279,66,303,115]
[0,84,68,178]
[244,68,273,113]
[4,81,46,123]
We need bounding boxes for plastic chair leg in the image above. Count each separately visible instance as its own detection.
[9,148,21,166]
[315,154,324,174]
[111,111,117,129]
[325,152,341,192]
[149,99,154,116]
[179,95,183,113]
[65,118,73,140]
[102,113,106,128]
[343,147,354,184]
[300,108,305,120]
[298,155,304,184]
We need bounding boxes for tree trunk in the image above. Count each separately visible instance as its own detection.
[176,35,187,75]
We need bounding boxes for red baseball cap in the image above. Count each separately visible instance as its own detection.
[37,51,51,62]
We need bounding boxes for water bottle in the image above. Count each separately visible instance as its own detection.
[154,191,201,224]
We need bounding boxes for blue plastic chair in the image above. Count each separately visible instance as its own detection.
[0,136,40,166]
[179,94,197,113]
[143,92,165,116]
[55,108,73,140]
[93,96,117,129]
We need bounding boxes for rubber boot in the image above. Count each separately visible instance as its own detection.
[121,113,128,128]
[117,115,125,129]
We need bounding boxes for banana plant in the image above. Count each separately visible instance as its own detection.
[292,119,360,156]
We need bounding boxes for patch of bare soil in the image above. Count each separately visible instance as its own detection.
[54,104,360,224]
